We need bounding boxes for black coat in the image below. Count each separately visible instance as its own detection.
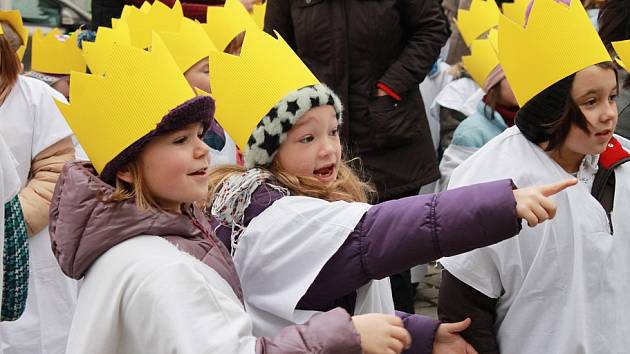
[265,0,451,199]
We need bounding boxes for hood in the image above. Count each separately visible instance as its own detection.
[49,161,210,279]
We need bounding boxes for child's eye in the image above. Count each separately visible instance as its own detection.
[330,128,339,136]
[174,136,187,144]
[300,135,314,143]
[610,94,618,101]
[583,99,596,107]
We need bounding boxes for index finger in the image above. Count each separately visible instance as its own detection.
[540,178,578,197]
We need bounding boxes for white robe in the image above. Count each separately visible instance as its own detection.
[440,126,630,354]
[66,236,259,354]
[209,131,239,167]
[0,76,77,354]
[233,196,395,337]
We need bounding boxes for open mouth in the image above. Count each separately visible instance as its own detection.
[187,167,208,176]
[313,164,335,179]
[595,129,612,137]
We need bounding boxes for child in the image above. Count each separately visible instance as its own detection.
[438,0,630,352]
[206,26,575,353]
[0,12,78,353]
[50,36,413,354]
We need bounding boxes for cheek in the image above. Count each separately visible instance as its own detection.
[277,145,315,175]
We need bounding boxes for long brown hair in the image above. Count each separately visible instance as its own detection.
[208,158,375,205]
[0,22,22,103]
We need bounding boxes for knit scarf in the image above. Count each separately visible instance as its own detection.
[211,168,288,254]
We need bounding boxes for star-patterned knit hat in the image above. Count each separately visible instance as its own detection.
[244,83,343,168]
[209,26,344,168]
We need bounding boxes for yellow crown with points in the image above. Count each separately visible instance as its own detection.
[498,0,610,106]
[57,34,197,173]
[463,29,499,87]
[613,40,630,70]
[209,27,319,148]
[115,1,184,49]
[501,0,529,27]
[82,23,132,75]
[0,10,28,60]
[159,17,217,72]
[456,0,501,46]
[252,2,267,29]
[32,28,86,74]
[204,0,257,51]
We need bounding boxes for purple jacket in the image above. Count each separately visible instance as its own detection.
[214,178,520,354]
[49,162,362,354]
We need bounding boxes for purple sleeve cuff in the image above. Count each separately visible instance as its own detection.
[397,311,441,354]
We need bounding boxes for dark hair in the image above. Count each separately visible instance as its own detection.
[483,83,501,120]
[598,0,630,53]
[516,62,618,151]
[0,22,22,101]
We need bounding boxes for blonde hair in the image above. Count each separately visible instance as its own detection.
[208,157,375,205]
[0,21,22,103]
[108,160,161,211]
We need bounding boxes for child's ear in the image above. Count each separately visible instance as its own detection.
[116,167,134,184]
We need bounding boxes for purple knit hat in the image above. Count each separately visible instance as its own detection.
[100,95,215,185]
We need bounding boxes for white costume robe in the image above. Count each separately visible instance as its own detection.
[233,196,395,337]
[0,76,77,354]
[66,236,259,354]
[440,126,630,353]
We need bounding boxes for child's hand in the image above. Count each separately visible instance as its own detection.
[351,314,411,354]
[432,318,479,354]
[513,179,577,227]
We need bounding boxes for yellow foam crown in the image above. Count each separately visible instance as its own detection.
[613,40,630,70]
[501,0,529,27]
[82,23,132,75]
[0,10,28,60]
[498,0,610,106]
[209,27,319,148]
[159,17,217,72]
[32,28,86,75]
[252,2,267,29]
[463,29,499,87]
[204,0,257,51]
[115,0,184,48]
[57,34,196,173]
[456,0,501,46]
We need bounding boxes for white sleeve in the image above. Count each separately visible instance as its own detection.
[122,259,258,354]
[30,82,73,157]
[439,245,505,299]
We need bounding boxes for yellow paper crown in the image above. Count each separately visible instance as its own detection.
[32,28,86,74]
[501,0,529,27]
[252,3,267,29]
[456,0,501,46]
[159,17,218,72]
[57,34,196,173]
[0,10,28,60]
[498,0,610,106]
[82,23,132,75]
[116,1,184,48]
[204,0,257,51]
[209,27,319,148]
[613,40,630,70]
[463,29,499,87]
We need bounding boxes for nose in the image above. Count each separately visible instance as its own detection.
[601,99,617,124]
[194,135,210,159]
[318,137,338,158]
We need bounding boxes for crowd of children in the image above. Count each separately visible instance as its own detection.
[0,0,629,353]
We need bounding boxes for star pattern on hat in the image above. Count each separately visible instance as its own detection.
[286,99,300,116]
[310,96,320,108]
[258,129,281,156]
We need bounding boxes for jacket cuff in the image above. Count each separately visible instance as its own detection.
[397,311,441,354]
[376,82,402,101]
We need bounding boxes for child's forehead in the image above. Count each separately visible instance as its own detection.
[293,106,337,128]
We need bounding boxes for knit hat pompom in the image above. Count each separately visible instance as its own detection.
[244,83,343,168]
